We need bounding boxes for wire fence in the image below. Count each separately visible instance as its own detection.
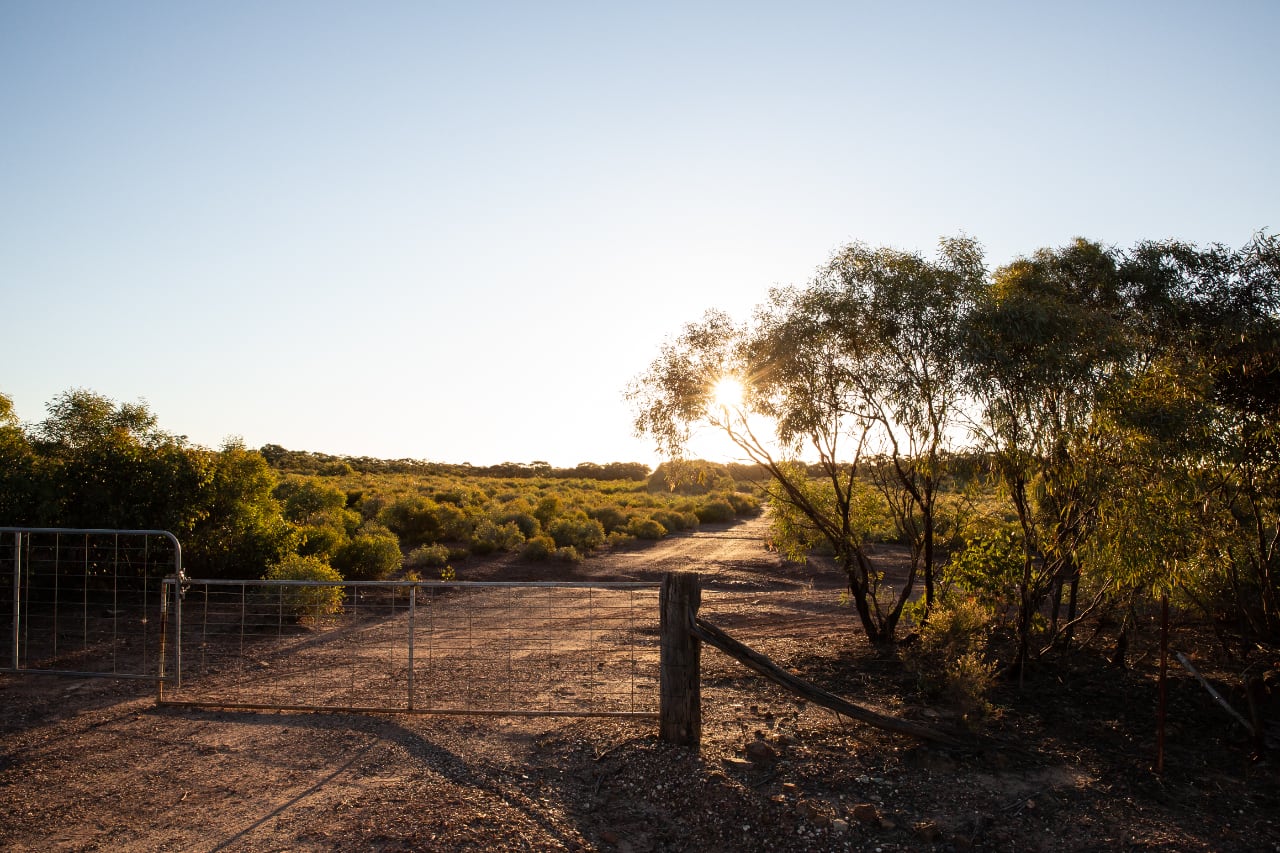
[163,578,661,717]
[1,528,180,679]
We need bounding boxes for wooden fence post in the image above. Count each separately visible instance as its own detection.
[659,571,701,748]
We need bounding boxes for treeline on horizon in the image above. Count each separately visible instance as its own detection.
[263,445,712,483]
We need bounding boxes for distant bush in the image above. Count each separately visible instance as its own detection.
[496,510,540,539]
[296,523,346,559]
[469,519,524,555]
[405,543,450,569]
[521,535,557,561]
[725,491,761,516]
[695,499,736,524]
[628,517,667,540]
[553,545,582,563]
[588,506,630,534]
[265,554,344,617]
[547,513,606,552]
[333,522,402,581]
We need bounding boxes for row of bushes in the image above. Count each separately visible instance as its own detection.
[268,469,762,582]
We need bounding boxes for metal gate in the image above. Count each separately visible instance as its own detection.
[162,577,661,717]
[1,528,181,680]
[2,527,662,719]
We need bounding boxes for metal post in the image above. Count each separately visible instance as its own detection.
[407,585,416,711]
[158,578,169,701]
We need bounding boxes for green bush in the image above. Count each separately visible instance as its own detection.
[547,513,606,552]
[629,517,667,540]
[406,543,450,569]
[725,491,761,516]
[695,499,736,524]
[333,522,402,581]
[469,519,524,554]
[296,523,346,559]
[521,535,557,561]
[588,506,630,533]
[904,596,996,722]
[265,554,344,617]
[496,510,540,539]
[554,545,582,563]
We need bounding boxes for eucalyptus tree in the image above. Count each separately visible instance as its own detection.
[630,238,983,643]
[1103,234,1280,638]
[815,238,985,611]
[31,389,211,532]
[0,391,38,524]
[963,239,1133,673]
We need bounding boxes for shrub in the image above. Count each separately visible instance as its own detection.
[265,554,344,617]
[588,506,630,534]
[554,545,582,563]
[333,522,402,581]
[296,523,346,559]
[521,535,557,561]
[904,596,997,722]
[695,499,736,524]
[628,517,667,540]
[405,543,450,569]
[497,510,540,539]
[469,519,524,555]
[547,513,606,552]
[943,528,1024,614]
[726,491,761,516]
[650,509,687,532]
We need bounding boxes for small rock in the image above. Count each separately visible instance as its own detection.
[797,799,831,827]
[913,821,943,842]
[745,740,777,766]
[879,817,897,830]
[831,818,849,836]
[852,803,880,825]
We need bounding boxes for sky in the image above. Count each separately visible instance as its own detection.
[2,1,1276,468]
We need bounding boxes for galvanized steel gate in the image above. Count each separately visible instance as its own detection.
[163,577,661,717]
[1,528,180,680]
[2,528,660,719]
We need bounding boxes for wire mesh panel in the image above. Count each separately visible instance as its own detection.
[1,529,180,679]
[165,580,660,717]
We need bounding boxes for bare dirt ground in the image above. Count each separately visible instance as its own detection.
[2,516,1278,852]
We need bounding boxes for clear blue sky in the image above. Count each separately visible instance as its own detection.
[2,1,1276,467]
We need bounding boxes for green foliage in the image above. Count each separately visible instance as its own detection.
[187,440,296,579]
[651,509,694,532]
[942,528,1025,615]
[378,494,473,547]
[588,505,630,533]
[496,510,540,539]
[554,545,582,563]
[724,490,761,516]
[628,517,667,540]
[904,596,997,722]
[694,499,736,524]
[333,522,402,581]
[521,535,557,561]
[546,513,606,552]
[265,554,345,618]
[405,543,450,569]
[469,519,524,554]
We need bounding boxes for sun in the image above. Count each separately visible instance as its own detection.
[711,375,745,409]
